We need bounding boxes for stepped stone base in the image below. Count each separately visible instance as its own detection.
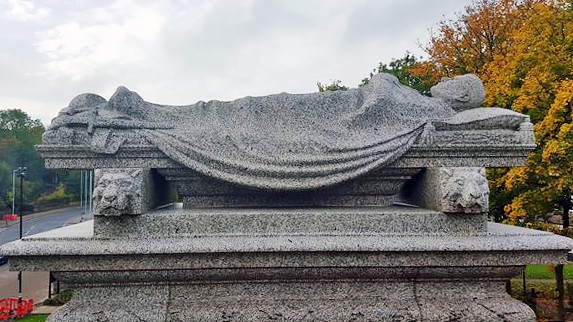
[3,209,572,322]
[48,279,532,322]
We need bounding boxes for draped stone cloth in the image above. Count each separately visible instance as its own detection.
[45,73,457,190]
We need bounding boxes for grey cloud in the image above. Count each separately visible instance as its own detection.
[161,0,317,72]
[0,0,475,125]
[343,0,467,46]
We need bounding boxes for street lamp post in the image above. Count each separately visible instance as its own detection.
[16,166,26,303]
[17,167,26,239]
[12,169,16,215]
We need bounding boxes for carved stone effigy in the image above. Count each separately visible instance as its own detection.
[2,73,572,321]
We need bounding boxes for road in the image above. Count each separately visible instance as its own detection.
[0,207,87,303]
[0,264,49,304]
[0,206,86,246]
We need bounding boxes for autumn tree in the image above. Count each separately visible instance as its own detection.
[409,0,540,92]
[484,1,573,226]
[413,0,573,225]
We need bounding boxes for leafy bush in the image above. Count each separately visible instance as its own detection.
[43,289,72,306]
[35,184,74,211]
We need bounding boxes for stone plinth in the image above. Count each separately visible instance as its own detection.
[92,206,488,238]
[3,218,572,321]
[2,75,570,321]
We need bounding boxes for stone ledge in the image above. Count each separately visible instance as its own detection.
[36,144,534,169]
[2,221,571,258]
[93,206,487,238]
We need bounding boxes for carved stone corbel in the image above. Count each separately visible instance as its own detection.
[93,168,172,216]
[403,167,489,214]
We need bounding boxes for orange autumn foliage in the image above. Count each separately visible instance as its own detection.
[410,0,537,88]
[413,0,573,225]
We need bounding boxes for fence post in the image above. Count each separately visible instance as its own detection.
[556,264,565,321]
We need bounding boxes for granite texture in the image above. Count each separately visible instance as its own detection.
[403,167,489,213]
[3,218,569,321]
[15,73,564,321]
[93,206,487,238]
[37,141,534,170]
[47,285,169,322]
[7,249,568,274]
[3,221,573,269]
[48,266,524,285]
[165,280,533,322]
[433,107,529,130]
[162,168,420,208]
[430,74,485,111]
[93,168,173,216]
[39,73,534,190]
[44,277,534,321]
[93,168,143,216]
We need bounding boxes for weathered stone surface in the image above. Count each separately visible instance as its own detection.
[165,280,533,322]
[403,167,489,213]
[93,168,173,216]
[5,73,567,321]
[430,74,485,111]
[93,168,143,216]
[39,73,534,190]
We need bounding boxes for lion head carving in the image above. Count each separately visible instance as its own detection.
[441,167,489,213]
[93,169,142,216]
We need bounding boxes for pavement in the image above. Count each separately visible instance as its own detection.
[0,206,88,234]
[1,206,83,317]
[1,215,23,233]
[32,304,61,315]
[1,210,49,232]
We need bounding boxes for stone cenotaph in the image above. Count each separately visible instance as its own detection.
[2,73,573,321]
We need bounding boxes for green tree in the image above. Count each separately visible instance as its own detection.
[317,54,435,94]
[316,79,348,92]
[0,109,44,146]
[0,161,11,211]
[361,53,433,94]
[58,170,82,199]
[0,109,50,209]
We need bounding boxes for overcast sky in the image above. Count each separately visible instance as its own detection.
[1,0,473,125]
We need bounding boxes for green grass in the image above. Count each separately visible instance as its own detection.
[509,264,573,303]
[17,315,48,322]
[510,278,557,299]
[524,264,573,280]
